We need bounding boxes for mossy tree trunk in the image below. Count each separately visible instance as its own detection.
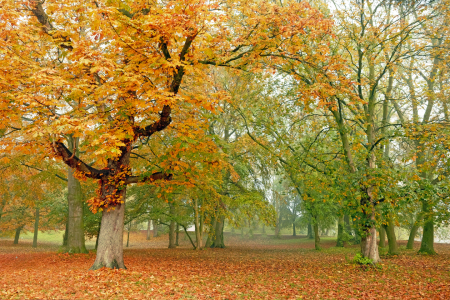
[314,223,320,250]
[407,221,420,250]
[336,216,344,247]
[146,220,151,240]
[419,200,436,254]
[384,217,399,255]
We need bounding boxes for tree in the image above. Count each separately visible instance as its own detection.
[1,0,334,269]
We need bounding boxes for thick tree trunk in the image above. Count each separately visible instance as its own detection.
[65,166,87,253]
[314,223,320,250]
[419,201,436,254]
[146,220,151,240]
[32,207,39,248]
[360,210,380,263]
[407,223,420,250]
[14,226,23,244]
[379,226,386,248]
[336,216,344,247]
[384,217,399,255]
[212,216,225,248]
[307,222,313,239]
[90,199,126,270]
[168,203,176,248]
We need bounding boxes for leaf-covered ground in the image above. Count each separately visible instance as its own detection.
[1,233,450,299]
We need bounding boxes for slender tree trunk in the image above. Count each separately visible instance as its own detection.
[419,200,436,254]
[63,218,68,246]
[379,226,386,248]
[384,217,399,255]
[95,221,100,250]
[153,219,158,237]
[90,196,126,270]
[146,220,151,240]
[168,203,176,248]
[175,223,180,246]
[126,221,131,248]
[293,222,296,236]
[32,207,39,248]
[307,222,313,239]
[194,198,202,250]
[407,223,420,250]
[65,166,87,253]
[262,224,265,234]
[314,223,320,250]
[14,226,23,244]
[337,216,344,247]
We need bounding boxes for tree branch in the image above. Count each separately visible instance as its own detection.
[125,171,172,184]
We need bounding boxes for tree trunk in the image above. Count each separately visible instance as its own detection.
[336,216,344,247]
[205,216,217,248]
[126,222,131,248]
[314,223,320,250]
[63,218,68,246]
[95,222,100,250]
[212,216,225,248]
[146,220,151,240]
[379,226,386,248]
[168,203,176,248]
[32,207,39,248]
[194,198,202,250]
[175,223,180,246]
[90,199,126,270]
[14,226,23,244]
[407,223,420,250]
[384,217,399,255]
[419,200,436,254]
[293,222,296,236]
[65,166,87,253]
[153,219,158,237]
[360,210,380,263]
[307,222,313,239]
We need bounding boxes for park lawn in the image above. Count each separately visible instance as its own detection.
[1,233,450,299]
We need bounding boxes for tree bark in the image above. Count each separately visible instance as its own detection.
[32,207,39,248]
[168,203,176,248]
[90,201,126,270]
[293,222,296,236]
[419,200,436,254]
[384,217,399,255]
[194,198,202,250]
[175,223,180,246]
[212,216,225,248]
[314,223,320,250]
[126,221,131,248]
[337,216,344,247]
[146,220,151,240]
[14,226,23,244]
[379,226,386,248]
[153,219,158,237]
[307,222,313,239]
[407,222,420,250]
[360,210,380,263]
[65,164,87,254]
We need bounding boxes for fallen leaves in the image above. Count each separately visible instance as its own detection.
[0,237,450,299]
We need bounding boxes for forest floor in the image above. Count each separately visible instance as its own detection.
[1,232,450,299]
